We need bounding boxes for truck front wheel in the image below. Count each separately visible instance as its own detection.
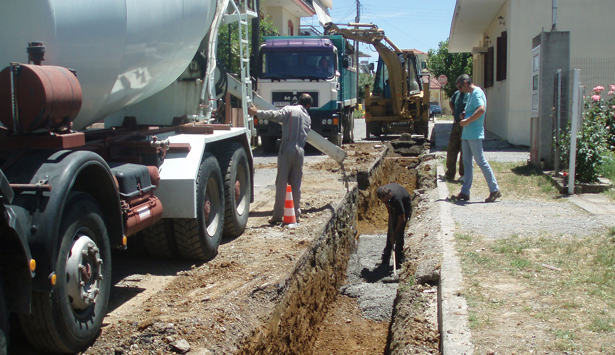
[19,192,111,353]
[174,154,224,261]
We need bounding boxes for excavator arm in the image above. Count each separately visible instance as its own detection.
[324,23,407,117]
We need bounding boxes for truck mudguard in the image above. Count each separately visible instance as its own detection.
[0,200,33,314]
[2,150,122,293]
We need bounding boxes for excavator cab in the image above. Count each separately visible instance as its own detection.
[366,50,427,137]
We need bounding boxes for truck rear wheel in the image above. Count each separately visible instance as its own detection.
[174,154,224,261]
[342,109,354,144]
[217,143,251,238]
[142,219,178,259]
[19,192,111,353]
[0,278,8,355]
[328,131,342,146]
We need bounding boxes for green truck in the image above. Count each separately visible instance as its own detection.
[255,35,358,151]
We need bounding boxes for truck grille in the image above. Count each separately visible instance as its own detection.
[271,91,319,108]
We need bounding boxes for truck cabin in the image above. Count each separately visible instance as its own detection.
[258,38,338,82]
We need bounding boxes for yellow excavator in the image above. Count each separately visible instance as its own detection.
[324,23,430,139]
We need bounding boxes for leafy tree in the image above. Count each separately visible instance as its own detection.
[427,39,473,98]
[217,9,278,75]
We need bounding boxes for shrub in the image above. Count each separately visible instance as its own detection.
[558,85,615,183]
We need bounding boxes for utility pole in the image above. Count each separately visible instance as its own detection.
[355,0,360,105]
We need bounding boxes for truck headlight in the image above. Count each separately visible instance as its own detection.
[263,119,269,124]
[322,119,327,125]
[327,119,333,125]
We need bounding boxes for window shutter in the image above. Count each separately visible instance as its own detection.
[496,31,507,81]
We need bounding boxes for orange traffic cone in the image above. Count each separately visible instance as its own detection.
[283,184,297,225]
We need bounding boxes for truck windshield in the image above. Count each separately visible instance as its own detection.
[259,50,336,80]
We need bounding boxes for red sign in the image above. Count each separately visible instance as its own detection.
[437,75,448,86]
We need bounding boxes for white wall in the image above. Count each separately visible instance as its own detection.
[476,0,615,146]
[262,6,299,36]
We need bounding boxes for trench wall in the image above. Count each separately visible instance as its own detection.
[236,186,360,354]
[237,141,441,355]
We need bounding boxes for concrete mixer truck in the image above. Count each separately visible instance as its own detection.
[0,0,319,352]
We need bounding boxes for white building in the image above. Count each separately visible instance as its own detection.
[261,0,333,36]
[449,0,615,146]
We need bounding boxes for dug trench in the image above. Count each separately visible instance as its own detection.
[9,139,443,355]
[238,137,441,355]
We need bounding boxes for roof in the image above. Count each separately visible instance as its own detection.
[448,0,506,52]
[429,77,441,90]
[407,48,427,55]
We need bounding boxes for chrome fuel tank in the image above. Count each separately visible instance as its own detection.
[0,0,216,129]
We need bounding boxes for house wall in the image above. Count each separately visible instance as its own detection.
[262,6,299,36]
[476,0,615,146]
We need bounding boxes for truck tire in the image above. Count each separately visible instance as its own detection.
[142,219,178,259]
[0,278,8,355]
[328,132,342,147]
[216,143,251,238]
[174,154,224,261]
[262,136,277,154]
[19,192,111,353]
[342,109,354,144]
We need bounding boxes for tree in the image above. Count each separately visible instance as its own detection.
[217,10,278,75]
[427,39,473,98]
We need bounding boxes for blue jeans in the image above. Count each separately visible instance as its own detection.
[461,139,499,195]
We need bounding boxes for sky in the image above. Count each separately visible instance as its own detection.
[301,0,457,63]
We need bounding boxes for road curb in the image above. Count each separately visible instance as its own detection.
[436,164,474,354]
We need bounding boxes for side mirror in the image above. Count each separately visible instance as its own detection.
[368,62,375,72]
[342,55,349,69]
[421,61,427,69]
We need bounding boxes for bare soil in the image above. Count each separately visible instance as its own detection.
[311,295,389,355]
[9,142,443,355]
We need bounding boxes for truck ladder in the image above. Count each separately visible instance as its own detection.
[224,0,257,139]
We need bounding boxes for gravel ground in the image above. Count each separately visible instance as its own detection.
[340,234,398,322]
[433,121,615,239]
[451,199,613,239]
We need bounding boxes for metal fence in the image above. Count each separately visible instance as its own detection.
[552,69,585,194]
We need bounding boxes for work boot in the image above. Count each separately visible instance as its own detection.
[452,192,470,201]
[268,216,283,225]
[485,190,502,203]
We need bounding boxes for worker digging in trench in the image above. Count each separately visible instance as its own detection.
[376,183,411,270]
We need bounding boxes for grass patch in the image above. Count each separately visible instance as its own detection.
[446,161,560,200]
[457,232,615,353]
[589,314,615,332]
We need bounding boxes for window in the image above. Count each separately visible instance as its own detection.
[484,47,494,88]
[496,31,507,81]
